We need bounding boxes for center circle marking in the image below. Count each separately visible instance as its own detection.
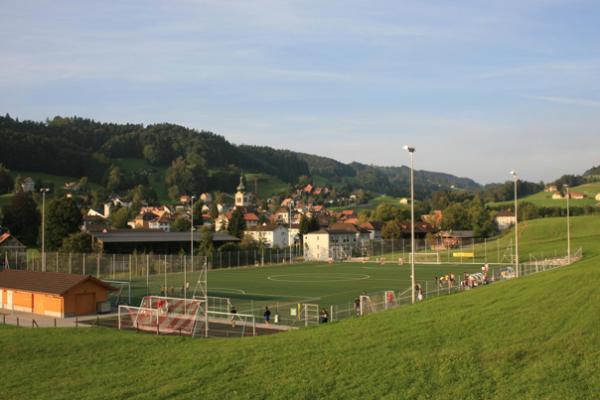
[267,273,370,283]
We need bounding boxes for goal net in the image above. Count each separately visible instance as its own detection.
[118,296,205,336]
[408,252,441,264]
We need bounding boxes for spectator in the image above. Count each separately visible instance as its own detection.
[354,297,361,316]
[263,306,271,325]
[319,308,329,323]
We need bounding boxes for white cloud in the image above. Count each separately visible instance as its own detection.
[526,95,600,109]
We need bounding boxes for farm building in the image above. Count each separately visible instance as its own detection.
[0,270,113,317]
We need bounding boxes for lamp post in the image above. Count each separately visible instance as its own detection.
[510,171,519,277]
[289,200,294,264]
[404,145,416,304]
[565,185,571,264]
[188,195,196,300]
[40,188,50,272]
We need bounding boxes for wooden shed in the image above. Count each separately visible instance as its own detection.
[0,270,113,317]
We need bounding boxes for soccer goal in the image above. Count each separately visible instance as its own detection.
[118,295,206,336]
[103,280,131,307]
[298,303,320,327]
[408,252,441,264]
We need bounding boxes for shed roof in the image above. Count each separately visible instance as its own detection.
[92,231,239,243]
[0,270,113,295]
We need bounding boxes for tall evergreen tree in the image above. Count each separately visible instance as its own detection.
[227,208,246,239]
[1,192,40,245]
[46,197,83,250]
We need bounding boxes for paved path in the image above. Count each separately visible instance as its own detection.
[0,310,94,328]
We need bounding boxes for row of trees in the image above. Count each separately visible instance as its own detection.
[0,192,90,252]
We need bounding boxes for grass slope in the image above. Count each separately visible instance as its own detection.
[1,255,599,398]
[490,183,600,208]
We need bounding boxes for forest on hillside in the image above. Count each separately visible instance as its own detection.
[0,115,483,199]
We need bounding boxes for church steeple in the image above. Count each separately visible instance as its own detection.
[237,170,246,192]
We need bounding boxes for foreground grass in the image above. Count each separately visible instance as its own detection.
[1,255,598,399]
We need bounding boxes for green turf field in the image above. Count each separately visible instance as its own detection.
[129,261,489,322]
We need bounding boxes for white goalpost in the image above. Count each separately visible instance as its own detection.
[408,252,441,264]
[118,295,205,336]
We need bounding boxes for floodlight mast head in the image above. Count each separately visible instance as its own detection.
[510,170,517,178]
[403,145,415,153]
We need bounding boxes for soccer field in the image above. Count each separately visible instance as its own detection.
[126,260,493,323]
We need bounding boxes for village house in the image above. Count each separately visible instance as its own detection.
[544,184,558,193]
[595,193,600,201]
[244,212,260,227]
[552,192,563,200]
[245,224,289,248]
[568,192,586,200]
[303,222,370,261]
[495,210,516,230]
[214,213,230,232]
[0,232,27,268]
[273,207,292,224]
[438,230,475,248]
[360,221,384,241]
[20,177,35,192]
[128,206,172,231]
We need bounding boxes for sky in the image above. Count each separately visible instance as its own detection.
[1,0,599,184]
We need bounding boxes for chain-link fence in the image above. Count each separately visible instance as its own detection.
[343,236,575,266]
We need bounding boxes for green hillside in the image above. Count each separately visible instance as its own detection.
[112,158,169,202]
[490,183,600,208]
[10,170,103,192]
[1,217,599,399]
[244,172,291,199]
[330,194,411,212]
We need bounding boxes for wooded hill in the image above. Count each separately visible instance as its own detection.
[0,114,479,198]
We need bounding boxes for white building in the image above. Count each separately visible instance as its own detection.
[21,177,35,192]
[303,223,369,261]
[288,224,301,246]
[245,224,289,248]
[595,193,600,201]
[495,211,517,230]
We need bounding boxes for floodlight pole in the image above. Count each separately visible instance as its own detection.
[511,171,519,278]
[566,185,571,264]
[188,195,196,301]
[404,146,416,304]
[40,188,50,272]
[289,200,294,265]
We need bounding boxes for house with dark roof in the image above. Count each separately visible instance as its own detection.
[91,231,239,254]
[0,233,27,269]
[0,270,114,317]
[303,222,370,261]
[360,221,384,240]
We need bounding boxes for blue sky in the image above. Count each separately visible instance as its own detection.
[1,0,599,183]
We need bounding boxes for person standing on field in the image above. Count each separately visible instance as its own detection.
[263,306,271,325]
[230,305,237,328]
